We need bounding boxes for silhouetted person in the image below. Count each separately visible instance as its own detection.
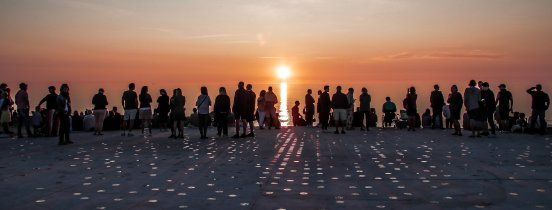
[214,87,230,137]
[292,101,301,126]
[92,88,108,135]
[57,84,72,145]
[15,83,33,138]
[382,97,397,128]
[305,89,315,127]
[346,88,355,130]
[138,86,153,135]
[404,87,418,131]
[264,86,279,130]
[480,82,497,136]
[448,85,463,136]
[464,80,481,137]
[430,84,445,129]
[527,84,550,134]
[318,86,331,131]
[422,109,432,128]
[122,83,138,136]
[0,88,14,135]
[496,84,513,131]
[37,86,58,136]
[156,89,170,132]
[245,84,256,137]
[172,89,186,138]
[332,86,348,134]
[257,90,267,129]
[232,81,249,138]
[359,87,371,131]
[72,110,83,131]
[196,86,211,139]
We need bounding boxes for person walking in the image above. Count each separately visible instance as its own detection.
[359,87,371,131]
[139,86,153,136]
[332,86,348,134]
[214,87,230,137]
[196,86,212,139]
[304,89,315,127]
[480,82,497,136]
[57,84,72,145]
[264,86,279,130]
[122,83,138,136]
[464,80,482,137]
[37,86,58,137]
[92,88,108,135]
[15,83,33,138]
[171,88,186,139]
[527,84,550,134]
[318,85,331,131]
[346,88,355,130]
[232,82,249,138]
[448,85,463,136]
[430,84,445,129]
[496,84,514,131]
[156,89,170,132]
[245,84,256,137]
[404,87,418,131]
[257,90,267,129]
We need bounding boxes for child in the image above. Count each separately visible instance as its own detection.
[32,106,43,136]
[511,113,528,133]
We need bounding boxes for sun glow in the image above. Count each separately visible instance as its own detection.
[276,66,291,79]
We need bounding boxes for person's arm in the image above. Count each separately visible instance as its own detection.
[545,94,550,110]
[105,95,108,106]
[509,94,514,112]
[121,94,125,109]
[38,95,48,107]
[527,87,535,94]
[92,95,96,106]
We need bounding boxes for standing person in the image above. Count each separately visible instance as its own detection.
[15,83,33,138]
[359,87,371,131]
[92,88,108,135]
[331,86,348,134]
[232,82,249,138]
[139,86,153,136]
[430,84,445,129]
[480,82,497,136]
[171,88,186,139]
[382,97,397,128]
[257,90,267,129]
[264,86,279,130]
[37,86,58,137]
[464,80,482,137]
[245,84,256,137]
[196,86,212,139]
[318,86,331,131]
[404,87,418,131]
[496,84,514,131]
[346,88,355,130]
[291,101,301,126]
[448,85,463,136]
[214,87,230,137]
[156,89,170,132]
[443,103,452,129]
[57,84,72,145]
[304,89,315,127]
[122,83,138,137]
[527,84,550,134]
[0,89,14,136]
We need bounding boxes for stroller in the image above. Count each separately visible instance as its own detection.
[395,110,408,129]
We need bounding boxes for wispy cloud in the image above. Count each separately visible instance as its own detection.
[371,49,505,61]
[52,0,134,16]
[258,56,283,59]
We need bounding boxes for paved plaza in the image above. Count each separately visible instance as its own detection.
[0,128,551,210]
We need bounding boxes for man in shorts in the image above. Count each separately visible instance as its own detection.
[496,84,513,131]
[245,84,256,137]
[232,82,249,138]
[122,83,138,136]
[332,86,349,134]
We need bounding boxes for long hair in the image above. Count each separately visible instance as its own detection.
[200,86,208,96]
[219,87,226,95]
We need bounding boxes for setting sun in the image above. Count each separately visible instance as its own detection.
[277,66,291,79]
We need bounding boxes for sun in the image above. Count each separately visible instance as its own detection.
[276,66,291,79]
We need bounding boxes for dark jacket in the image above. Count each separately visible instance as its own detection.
[448,92,463,111]
[56,93,71,115]
[359,93,371,112]
[92,93,108,110]
[39,93,58,110]
[480,89,496,112]
[430,91,445,109]
[305,94,315,111]
[214,94,231,114]
[318,92,331,113]
[247,90,256,114]
[232,88,249,114]
[331,92,348,109]
[527,89,550,110]
[157,95,170,113]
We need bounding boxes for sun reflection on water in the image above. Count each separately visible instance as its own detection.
[279,82,289,127]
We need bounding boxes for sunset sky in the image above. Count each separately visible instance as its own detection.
[1,0,551,85]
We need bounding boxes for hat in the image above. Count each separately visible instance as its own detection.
[498,84,506,88]
[482,82,489,87]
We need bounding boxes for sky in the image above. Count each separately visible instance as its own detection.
[1,0,552,115]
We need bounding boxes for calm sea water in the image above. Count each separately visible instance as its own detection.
[11,81,552,125]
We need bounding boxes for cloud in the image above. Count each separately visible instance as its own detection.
[371,49,505,61]
[52,0,134,16]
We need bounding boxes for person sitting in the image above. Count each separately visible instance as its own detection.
[512,113,528,133]
[368,108,378,127]
[422,108,432,128]
[291,101,307,126]
[189,108,199,127]
[71,111,84,131]
[31,106,43,136]
[382,97,397,128]
[352,107,363,128]
[83,110,96,131]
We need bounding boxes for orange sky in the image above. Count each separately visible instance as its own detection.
[1,0,551,86]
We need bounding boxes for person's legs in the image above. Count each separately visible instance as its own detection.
[487,113,496,135]
[258,111,265,129]
[536,109,547,132]
[198,114,205,138]
[364,111,370,131]
[221,113,228,136]
[58,113,68,144]
[46,109,54,136]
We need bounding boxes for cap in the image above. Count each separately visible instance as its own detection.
[498,84,506,88]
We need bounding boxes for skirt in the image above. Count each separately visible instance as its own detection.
[0,110,11,123]
[139,108,153,120]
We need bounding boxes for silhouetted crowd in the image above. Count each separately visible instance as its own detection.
[0,80,549,145]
